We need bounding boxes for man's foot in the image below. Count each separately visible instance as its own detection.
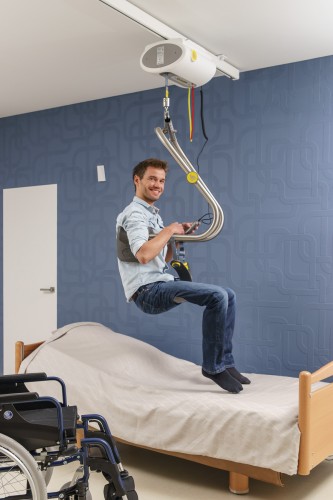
[227,367,251,384]
[202,368,243,393]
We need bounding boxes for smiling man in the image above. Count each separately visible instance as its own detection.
[116,158,250,393]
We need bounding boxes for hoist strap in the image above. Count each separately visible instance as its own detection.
[117,227,155,263]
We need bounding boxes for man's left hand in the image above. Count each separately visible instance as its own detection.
[182,221,199,234]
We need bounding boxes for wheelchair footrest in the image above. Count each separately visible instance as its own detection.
[85,430,137,499]
[90,458,128,497]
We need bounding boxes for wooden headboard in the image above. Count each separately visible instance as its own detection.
[15,340,44,373]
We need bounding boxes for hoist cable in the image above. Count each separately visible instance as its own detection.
[196,87,209,171]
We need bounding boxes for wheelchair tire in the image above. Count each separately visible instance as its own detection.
[0,433,47,499]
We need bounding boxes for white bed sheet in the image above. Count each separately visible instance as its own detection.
[20,322,301,475]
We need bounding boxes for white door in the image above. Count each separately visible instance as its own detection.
[3,184,57,374]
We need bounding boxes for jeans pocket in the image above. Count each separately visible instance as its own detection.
[134,281,180,315]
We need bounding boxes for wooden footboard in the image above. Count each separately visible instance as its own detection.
[14,339,333,494]
[298,361,333,475]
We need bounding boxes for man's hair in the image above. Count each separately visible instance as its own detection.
[132,158,168,184]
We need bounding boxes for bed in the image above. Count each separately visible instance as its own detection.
[15,322,333,494]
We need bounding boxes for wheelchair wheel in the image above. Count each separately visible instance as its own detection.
[0,433,47,499]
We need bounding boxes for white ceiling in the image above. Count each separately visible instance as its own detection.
[1,0,333,118]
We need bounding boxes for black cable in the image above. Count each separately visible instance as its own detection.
[200,87,208,141]
[196,87,209,171]
[198,212,213,225]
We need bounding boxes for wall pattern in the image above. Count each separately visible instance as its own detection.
[1,55,333,376]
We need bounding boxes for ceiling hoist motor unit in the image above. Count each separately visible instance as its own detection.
[140,38,217,89]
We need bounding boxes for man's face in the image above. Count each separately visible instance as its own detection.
[134,166,166,204]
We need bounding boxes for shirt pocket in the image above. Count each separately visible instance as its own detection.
[148,216,164,234]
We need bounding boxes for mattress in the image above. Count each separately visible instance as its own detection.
[20,322,301,475]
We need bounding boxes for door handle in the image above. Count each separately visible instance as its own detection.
[40,287,55,293]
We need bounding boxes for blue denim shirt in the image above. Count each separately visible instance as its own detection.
[116,196,174,301]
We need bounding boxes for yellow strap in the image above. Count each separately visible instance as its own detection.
[188,87,192,141]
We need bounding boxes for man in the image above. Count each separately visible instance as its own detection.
[116,158,250,393]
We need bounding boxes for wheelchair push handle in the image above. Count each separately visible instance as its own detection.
[0,372,47,384]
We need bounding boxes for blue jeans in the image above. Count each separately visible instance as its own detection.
[133,280,236,374]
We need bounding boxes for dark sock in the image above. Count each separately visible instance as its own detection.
[202,368,243,394]
[227,367,251,385]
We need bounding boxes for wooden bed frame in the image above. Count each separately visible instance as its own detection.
[15,340,333,495]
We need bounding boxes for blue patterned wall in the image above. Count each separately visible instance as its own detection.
[1,56,333,376]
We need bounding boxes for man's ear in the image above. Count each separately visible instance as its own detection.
[133,175,139,189]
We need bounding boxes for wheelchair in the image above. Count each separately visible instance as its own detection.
[0,372,138,499]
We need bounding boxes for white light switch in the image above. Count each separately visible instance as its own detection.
[97,164,106,182]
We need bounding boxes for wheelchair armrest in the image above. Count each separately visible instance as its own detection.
[0,373,47,384]
[0,373,68,408]
[0,392,39,403]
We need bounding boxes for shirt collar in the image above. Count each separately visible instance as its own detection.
[133,196,159,215]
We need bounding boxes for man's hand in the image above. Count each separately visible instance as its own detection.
[182,221,200,234]
[166,221,200,236]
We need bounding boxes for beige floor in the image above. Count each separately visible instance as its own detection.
[48,443,333,499]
